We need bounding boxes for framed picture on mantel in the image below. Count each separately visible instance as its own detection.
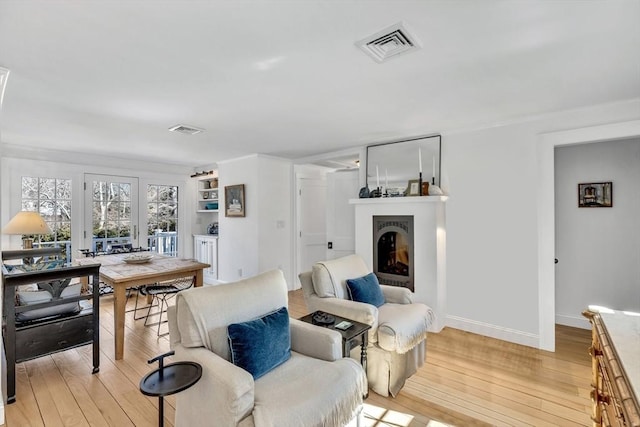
[225,184,245,217]
[578,182,612,208]
[405,179,420,196]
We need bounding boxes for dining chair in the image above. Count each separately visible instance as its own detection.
[139,277,195,336]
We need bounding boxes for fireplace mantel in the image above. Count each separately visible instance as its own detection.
[350,195,447,332]
[349,195,448,206]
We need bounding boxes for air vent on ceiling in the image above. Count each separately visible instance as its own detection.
[356,22,421,63]
[168,124,205,135]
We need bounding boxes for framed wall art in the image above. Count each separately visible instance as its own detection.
[578,182,612,208]
[225,184,245,217]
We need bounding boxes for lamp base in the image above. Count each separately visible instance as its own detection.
[22,237,34,249]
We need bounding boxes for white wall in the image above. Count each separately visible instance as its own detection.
[218,155,293,287]
[443,99,640,348]
[218,155,259,282]
[555,138,640,328]
[257,157,293,285]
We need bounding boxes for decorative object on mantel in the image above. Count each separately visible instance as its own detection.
[421,181,429,196]
[405,179,420,196]
[578,181,612,207]
[370,187,382,198]
[428,184,444,195]
[359,186,370,198]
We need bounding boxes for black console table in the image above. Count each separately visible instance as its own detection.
[2,249,101,403]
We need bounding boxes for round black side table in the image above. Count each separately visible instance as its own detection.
[140,351,202,427]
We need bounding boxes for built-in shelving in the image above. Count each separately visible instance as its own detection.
[196,173,219,213]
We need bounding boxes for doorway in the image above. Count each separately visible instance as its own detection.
[297,175,327,278]
[537,119,640,351]
[554,139,640,329]
[293,151,361,287]
[84,174,139,251]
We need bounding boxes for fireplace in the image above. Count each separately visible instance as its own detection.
[351,196,447,331]
[373,215,414,292]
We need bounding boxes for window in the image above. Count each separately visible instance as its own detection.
[147,185,179,256]
[21,177,72,258]
[91,180,132,252]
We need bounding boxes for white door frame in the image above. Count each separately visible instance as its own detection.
[537,119,640,351]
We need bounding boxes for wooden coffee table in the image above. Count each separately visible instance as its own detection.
[299,311,371,374]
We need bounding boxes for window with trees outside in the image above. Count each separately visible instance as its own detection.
[91,180,133,252]
[21,177,72,259]
[147,184,179,257]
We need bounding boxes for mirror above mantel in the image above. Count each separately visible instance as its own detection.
[366,135,441,195]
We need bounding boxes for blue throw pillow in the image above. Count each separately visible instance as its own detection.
[227,306,291,379]
[346,273,386,307]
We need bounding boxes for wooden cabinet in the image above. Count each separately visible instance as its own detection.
[194,235,217,283]
[583,308,640,427]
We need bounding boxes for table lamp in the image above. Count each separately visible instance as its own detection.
[2,211,52,249]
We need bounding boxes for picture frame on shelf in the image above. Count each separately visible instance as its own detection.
[578,181,612,207]
[225,184,245,217]
[405,179,420,196]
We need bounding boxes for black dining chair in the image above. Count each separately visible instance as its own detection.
[139,276,195,336]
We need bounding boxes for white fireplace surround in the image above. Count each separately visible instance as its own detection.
[350,196,447,332]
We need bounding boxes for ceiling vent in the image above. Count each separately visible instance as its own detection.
[356,22,421,63]
[168,124,205,135]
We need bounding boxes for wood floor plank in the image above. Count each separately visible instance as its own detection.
[5,363,45,427]
[24,358,67,427]
[75,345,163,427]
[51,349,133,427]
[32,356,90,427]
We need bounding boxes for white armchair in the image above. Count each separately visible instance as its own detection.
[167,269,367,427]
[299,254,434,397]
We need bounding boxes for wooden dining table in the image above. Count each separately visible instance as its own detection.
[75,252,209,360]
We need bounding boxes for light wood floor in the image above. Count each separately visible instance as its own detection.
[4,289,592,427]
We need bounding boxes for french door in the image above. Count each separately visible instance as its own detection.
[84,174,139,252]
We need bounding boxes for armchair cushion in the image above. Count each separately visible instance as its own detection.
[253,352,366,427]
[346,272,386,307]
[228,307,291,380]
[377,303,433,353]
[289,318,343,361]
[311,254,369,299]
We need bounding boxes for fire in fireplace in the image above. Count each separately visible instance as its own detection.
[373,215,414,292]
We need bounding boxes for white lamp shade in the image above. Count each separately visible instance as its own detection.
[2,211,52,235]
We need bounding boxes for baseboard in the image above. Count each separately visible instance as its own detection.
[445,315,540,349]
[555,313,590,330]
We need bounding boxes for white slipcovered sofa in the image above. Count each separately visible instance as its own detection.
[167,269,367,427]
[299,254,434,397]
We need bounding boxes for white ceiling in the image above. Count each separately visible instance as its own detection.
[1,0,639,168]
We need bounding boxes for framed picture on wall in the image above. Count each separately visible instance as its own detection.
[578,182,612,207]
[225,184,245,217]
